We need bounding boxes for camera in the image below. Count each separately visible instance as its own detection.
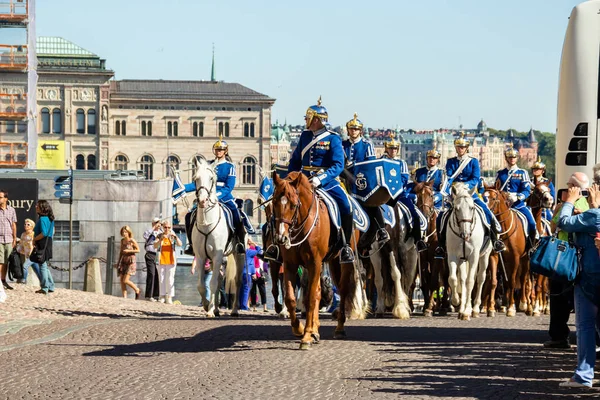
[558,188,589,202]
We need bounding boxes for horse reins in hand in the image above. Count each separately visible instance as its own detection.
[276,189,320,248]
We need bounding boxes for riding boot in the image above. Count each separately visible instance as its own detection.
[372,207,390,246]
[340,215,355,264]
[184,211,194,255]
[491,226,506,253]
[434,217,447,259]
[235,224,246,254]
[409,218,427,252]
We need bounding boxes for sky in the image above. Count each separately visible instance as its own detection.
[3,0,584,132]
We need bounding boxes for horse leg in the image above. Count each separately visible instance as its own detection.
[334,259,351,339]
[458,259,470,320]
[448,259,460,309]
[485,255,498,317]
[371,248,386,317]
[472,251,489,318]
[230,252,245,317]
[207,253,223,317]
[300,261,322,350]
[390,251,411,320]
[270,264,282,314]
[543,277,550,314]
[506,257,518,317]
[196,257,208,310]
[284,264,304,337]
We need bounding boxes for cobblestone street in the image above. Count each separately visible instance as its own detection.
[0,287,598,399]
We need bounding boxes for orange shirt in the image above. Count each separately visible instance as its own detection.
[159,237,175,265]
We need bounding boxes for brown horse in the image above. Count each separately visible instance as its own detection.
[413,181,449,317]
[482,185,532,317]
[527,180,554,316]
[272,171,365,349]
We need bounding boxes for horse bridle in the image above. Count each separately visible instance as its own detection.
[195,171,218,209]
[274,185,319,247]
[529,184,551,209]
[450,195,476,239]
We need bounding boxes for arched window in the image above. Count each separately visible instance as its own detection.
[147,121,152,136]
[87,109,96,134]
[168,121,173,137]
[244,199,254,217]
[224,122,230,137]
[166,155,180,177]
[41,108,50,134]
[141,121,147,136]
[242,156,256,185]
[244,122,249,137]
[218,122,223,136]
[51,108,61,134]
[198,121,204,137]
[87,154,96,170]
[75,154,85,170]
[250,122,255,137]
[173,122,178,137]
[76,109,85,134]
[115,120,121,135]
[140,155,154,180]
[193,122,198,137]
[114,154,128,170]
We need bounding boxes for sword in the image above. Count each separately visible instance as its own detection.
[497,250,508,283]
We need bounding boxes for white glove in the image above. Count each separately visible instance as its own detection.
[507,192,518,204]
[309,176,321,188]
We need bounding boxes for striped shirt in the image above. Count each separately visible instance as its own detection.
[0,205,16,244]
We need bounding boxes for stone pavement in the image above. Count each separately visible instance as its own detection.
[0,286,598,399]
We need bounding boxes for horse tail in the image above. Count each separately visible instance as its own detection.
[225,253,237,294]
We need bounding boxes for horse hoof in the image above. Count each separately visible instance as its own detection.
[275,304,283,314]
[333,330,347,340]
[214,308,220,317]
[424,309,433,318]
[506,309,516,317]
[279,312,290,320]
[311,333,321,344]
[459,313,471,321]
[375,312,384,319]
[500,306,507,313]
[544,309,550,315]
[292,323,305,337]
[471,311,480,318]
[533,311,541,317]
[230,310,239,317]
[439,309,448,316]
[487,310,496,318]
[299,341,312,350]
[207,311,215,318]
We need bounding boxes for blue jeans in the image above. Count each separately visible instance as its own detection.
[572,285,600,386]
[239,272,251,310]
[35,261,55,293]
[203,270,213,301]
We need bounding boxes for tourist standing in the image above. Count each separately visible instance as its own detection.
[117,225,141,299]
[0,189,17,291]
[143,217,161,301]
[154,221,182,304]
[33,200,55,295]
[16,219,36,284]
[250,256,267,312]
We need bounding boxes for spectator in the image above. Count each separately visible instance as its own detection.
[154,221,182,304]
[0,189,17,291]
[33,200,54,295]
[250,255,268,312]
[557,184,600,388]
[218,257,230,309]
[545,172,590,349]
[240,239,261,311]
[16,219,36,284]
[116,225,141,299]
[191,258,213,307]
[143,217,161,301]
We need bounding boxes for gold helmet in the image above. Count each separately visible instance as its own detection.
[453,132,469,147]
[346,112,363,131]
[504,143,518,158]
[305,96,328,128]
[212,134,228,155]
[426,146,441,158]
[384,132,400,150]
[532,156,546,170]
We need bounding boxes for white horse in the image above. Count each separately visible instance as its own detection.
[446,183,492,321]
[192,158,245,317]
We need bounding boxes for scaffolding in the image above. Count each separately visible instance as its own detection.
[0,0,28,24]
[0,93,27,119]
[0,44,27,70]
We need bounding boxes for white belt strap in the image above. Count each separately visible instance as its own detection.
[301,131,330,160]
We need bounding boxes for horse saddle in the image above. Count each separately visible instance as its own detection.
[315,188,369,233]
[397,202,428,232]
[234,198,256,234]
[513,208,530,238]
[440,205,491,233]
[380,204,396,228]
[187,206,235,254]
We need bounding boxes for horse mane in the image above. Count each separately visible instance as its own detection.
[193,157,213,181]
[451,182,470,198]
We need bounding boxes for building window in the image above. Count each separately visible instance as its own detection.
[41,108,50,134]
[122,120,127,135]
[168,121,173,137]
[87,109,96,134]
[16,121,26,133]
[141,121,147,136]
[52,108,61,134]
[87,154,96,170]
[115,120,126,136]
[114,154,128,170]
[250,122,255,137]
[115,120,120,135]
[193,122,198,137]
[225,122,229,137]
[218,122,223,136]
[140,155,154,180]
[242,156,256,185]
[75,154,85,170]
[54,221,81,241]
[166,155,180,177]
[147,121,152,136]
[244,199,254,217]
[173,121,178,137]
[243,122,255,138]
[5,108,15,133]
[76,109,85,134]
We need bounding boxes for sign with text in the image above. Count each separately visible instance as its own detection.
[37,140,66,170]
[0,179,39,236]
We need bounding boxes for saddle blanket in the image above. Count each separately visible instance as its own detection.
[397,202,428,232]
[316,188,369,233]
[380,204,396,228]
[513,209,531,238]
[440,204,491,234]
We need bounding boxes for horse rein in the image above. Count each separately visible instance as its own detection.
[275,186,320,248]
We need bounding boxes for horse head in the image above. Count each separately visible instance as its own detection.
[484,182,511,215]
[414,180,435,218]
[272,171,310,249]
[451,183,476,241]
[530,180,554,209]
[193,158,218,209]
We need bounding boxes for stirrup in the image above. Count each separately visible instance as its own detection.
[416,240,428,253]
[376,229,390,245]
[493,240,506,253]
[235,242,245,254]
[264,245,280,262]
[340,245,355,263]
[434,247,445,259]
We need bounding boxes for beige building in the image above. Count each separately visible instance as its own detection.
[0,37,275,226]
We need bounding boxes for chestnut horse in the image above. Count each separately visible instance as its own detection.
[413,181,449,317]
[272,171,365,349]
[528,180,554,316]
[483,185,532,317]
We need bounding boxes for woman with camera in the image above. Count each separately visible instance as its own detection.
[153,221,182,304]
[557,184,600,388]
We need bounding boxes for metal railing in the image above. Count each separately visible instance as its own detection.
[0,0,28,23]
[0,93,27,119]
[0,44,27,70]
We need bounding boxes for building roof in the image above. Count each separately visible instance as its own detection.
[110,79,275,103]
[37,37,97,57]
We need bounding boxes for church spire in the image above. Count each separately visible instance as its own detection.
[211,43,216,82]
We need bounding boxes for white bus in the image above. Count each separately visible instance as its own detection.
[556,0,600,188]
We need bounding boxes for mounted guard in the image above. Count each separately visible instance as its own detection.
[435,132,504,258]
[407,146,446,210]
[530,157,555,220]
[495,143,538,248]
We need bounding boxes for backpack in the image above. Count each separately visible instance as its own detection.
[8,249,24,281]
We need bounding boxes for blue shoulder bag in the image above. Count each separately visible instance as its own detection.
[529,231,581,282]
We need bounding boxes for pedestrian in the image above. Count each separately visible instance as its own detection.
[250,256,268,312]
[143,217,161,301]
[116,225,141,299]
[191,258,213,307]
[154,221,182,304]
[240,239,261,311]
[33,200,55,295]
[0,189,17,291]
[557,183,600,388]
[16,219,36,284]
[545,172,590,349]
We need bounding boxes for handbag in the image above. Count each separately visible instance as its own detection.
[29,237,49,264]
[529,231,581,282]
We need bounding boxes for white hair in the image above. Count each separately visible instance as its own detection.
[567,172,590,189]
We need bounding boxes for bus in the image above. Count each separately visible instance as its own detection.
[556,0,600,189]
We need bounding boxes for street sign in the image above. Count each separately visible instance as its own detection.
[54,175,70,184]
[54,183,71,191]
[59,198,72,205]
[42,143,59,151]
[54,190,71,198]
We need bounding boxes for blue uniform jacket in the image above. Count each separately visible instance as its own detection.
[495,166,531,208]
[343,137,375,174]
[288,127,344,189]
[408,166,445,206]
[442,156,480,198]
[183,159,236,203]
